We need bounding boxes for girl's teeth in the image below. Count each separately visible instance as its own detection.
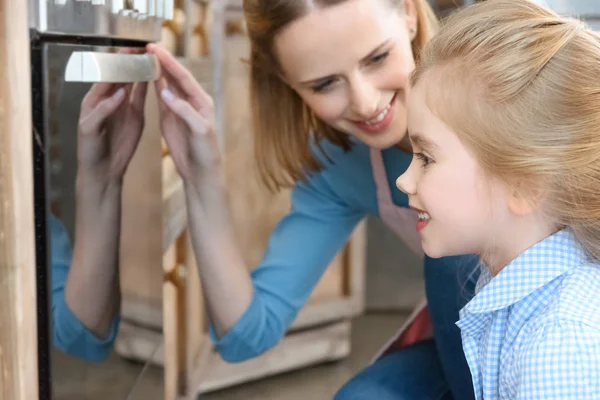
[364,104,391,125]
[418,212,430,221]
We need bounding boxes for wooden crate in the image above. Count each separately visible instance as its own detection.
[115,10,367,398]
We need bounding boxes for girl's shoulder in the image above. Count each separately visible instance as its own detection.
[551,265,600,327]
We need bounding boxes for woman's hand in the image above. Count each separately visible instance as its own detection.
[146,43,222,186]
[77,80,148,183]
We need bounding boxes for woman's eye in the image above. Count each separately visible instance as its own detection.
[415,152,433,168]
[370,51,390,65]
[312,78,337,93]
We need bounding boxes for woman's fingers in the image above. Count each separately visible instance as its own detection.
[81,83,118,111]
[160,88,211,136]
[79,87,127,134]
[147,43,213,111]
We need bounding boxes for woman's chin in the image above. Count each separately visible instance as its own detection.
[355,129,406,150]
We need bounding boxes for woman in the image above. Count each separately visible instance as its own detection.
[148,0,478,398]
[51,80,147,362]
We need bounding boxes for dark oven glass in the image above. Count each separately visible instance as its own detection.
[31,40,164,399]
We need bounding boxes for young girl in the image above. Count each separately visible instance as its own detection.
[397,0,600,398]
[147,0,480,398]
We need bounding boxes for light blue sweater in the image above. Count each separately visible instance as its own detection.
[209,139,419,362]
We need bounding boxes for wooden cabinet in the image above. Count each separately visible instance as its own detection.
[114,4,367,399]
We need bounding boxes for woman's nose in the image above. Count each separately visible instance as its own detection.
[349,76,379,120]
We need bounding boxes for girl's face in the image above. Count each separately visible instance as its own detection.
[396,79,514,261]
[274,0,418,150]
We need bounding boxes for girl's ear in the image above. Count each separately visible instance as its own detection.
[507,184,546,217]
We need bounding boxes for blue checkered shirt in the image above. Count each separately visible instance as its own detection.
[457,229,600,399]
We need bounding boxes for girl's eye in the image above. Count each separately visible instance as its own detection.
[415,152,433,168]
[312,78,338,93]
[370,51,390,65]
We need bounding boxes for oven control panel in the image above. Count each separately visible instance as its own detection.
[29,0,174,42]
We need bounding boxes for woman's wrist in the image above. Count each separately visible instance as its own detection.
[183,168,227,202]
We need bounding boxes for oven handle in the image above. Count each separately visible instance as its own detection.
[64,52,160,83]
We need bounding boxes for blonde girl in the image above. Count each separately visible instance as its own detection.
[397,0,600,398]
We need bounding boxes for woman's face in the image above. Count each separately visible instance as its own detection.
[274,0,418,149]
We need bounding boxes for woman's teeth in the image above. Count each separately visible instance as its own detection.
[364,103,391,125]
[418,212,430,221]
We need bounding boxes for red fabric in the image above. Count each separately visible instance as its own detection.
[382,306,433,356]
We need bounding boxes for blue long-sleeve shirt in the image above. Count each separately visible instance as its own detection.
[50,214,120,362]
[210,138,427,362]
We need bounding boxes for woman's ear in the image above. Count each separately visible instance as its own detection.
[403,0,418,40]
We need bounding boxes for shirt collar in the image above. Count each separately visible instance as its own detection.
[463,228,587,314]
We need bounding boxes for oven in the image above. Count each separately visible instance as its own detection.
[28,1,172,398]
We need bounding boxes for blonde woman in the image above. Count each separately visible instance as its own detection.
[397,0,600,397]
[149,0,479,398]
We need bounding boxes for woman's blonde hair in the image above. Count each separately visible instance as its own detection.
[244,0,438,191]
[411,0,600,260]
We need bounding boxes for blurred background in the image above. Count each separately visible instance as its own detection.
[43,0,598,399]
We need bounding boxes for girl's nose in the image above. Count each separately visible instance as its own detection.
[396,164,418,195]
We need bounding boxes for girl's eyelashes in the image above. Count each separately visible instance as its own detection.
[415,152,433,168]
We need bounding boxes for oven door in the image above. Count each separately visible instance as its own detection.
[32,42,163,399]
[41,42,158,246]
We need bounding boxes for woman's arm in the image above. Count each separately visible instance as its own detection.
[52,77,147,361]
[205,176,364,362]
[147,43,366,361]
[63,174,123,339]
[51,212,120,362]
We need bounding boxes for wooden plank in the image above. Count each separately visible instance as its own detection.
[162,156,186,252]
[184,232,208,390]
[0,0,39,398]
[114,322,165,364]
[120,287,362,332]
[192,320,351,394]
[163,279,180,400]
[115,320,350,396]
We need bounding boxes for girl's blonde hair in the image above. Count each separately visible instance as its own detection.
[244,0,438,191]
[411,0,600,260]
